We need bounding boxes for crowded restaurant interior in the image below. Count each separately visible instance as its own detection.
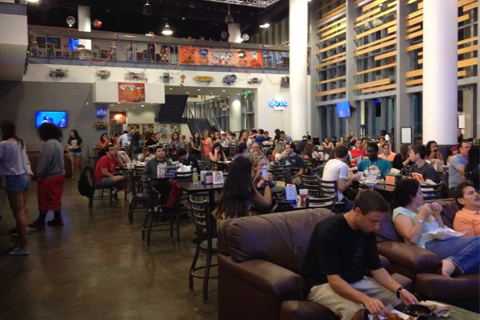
[0,0,479,319]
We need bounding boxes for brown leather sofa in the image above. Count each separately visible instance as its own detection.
[376,199,480,312]
[218,209,413,320]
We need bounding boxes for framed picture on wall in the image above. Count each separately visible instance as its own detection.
[169,124,181,136]
[159,124,169,142]
[128,124,140,133]
[142,124,154,134]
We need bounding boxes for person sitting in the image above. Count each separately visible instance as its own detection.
[322,137,333,151]
[280,143,305,185]
[393,179,480,277]
[254,129,265,143]
[357,143,392,179]
[249,142,266,159]
[115,145,131,165]
[453,182,480,237]
[176,147,200,173]
[272,140,284,162]
[446,146,459,165]
[350,139,366,166]
[212,157,272,229]
[347,130,356,147]
[426,140,444,163]
[145,132,158,147]
[280,130,293,144]
[377,137,386,155]
[322,145,360,212]
[252,154,275,189]
[302,190,418,320]
[209,142,228,171]
[233,142,250,160]
[409,144,438,182]
[220,131,230,147]
[464,145,480,190]
[95,144,131,201]
[392,144,413,171]
[260,131,274,147]
[302,142,314,161]
[297,135,309,154]
[144,146,173,178]
[97,133,110,159]
[138,147,154,162]
[448,140,471,193]
[378,144,396,162]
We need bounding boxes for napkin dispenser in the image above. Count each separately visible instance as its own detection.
[385,173,402,186]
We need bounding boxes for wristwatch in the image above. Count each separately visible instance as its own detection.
[396,286,404,298]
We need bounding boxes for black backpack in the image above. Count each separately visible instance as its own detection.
[78,166,95,197]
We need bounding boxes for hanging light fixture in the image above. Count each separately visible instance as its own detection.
[225,3,234,24]
[162,23,173,36]
[143,0,153,16]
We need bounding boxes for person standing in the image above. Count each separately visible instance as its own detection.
[448,140,471,193]
[29,123,66,230]
[68,130,83,180]
[0,120,30,256]
[117,130,130,147]
[190,131,202,160]
[202,129,213,159]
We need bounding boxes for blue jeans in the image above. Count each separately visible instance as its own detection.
[425,236,480,274]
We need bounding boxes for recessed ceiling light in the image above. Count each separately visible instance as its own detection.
[162,23,173,36]
[237,93,240,95]
[197,89,201,91]
[210,93,213,95]
[126,109,129,110]
[260,23,270,29]
[124,35,136,38]
[186,92,189,94]
[222,90,225,92]
[27,0,39,2]
[141,105,144,107]
[110,104,113,106]
[133,107,136,109]
[169,88,173,90]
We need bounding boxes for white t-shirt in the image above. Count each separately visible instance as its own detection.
[322,158,349,201]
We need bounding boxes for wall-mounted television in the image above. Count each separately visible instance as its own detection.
[35,111,68,128]
[69,38,80,51]
[97,108,107,118]
[336,102,351,118]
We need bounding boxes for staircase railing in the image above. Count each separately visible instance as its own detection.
[184,104,202,134]
[205,102,223,133]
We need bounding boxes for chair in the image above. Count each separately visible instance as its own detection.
[86,165,113,208]
[404,164,412,176]
[126,170,149,223]
[318,179,338,199]
[300,174,321,197]
[421,182,444,199]
[305,194,337,210]
[189,197,217,303]
[85,146,97,167]
[176,171,193,216]
[271,164,291,182]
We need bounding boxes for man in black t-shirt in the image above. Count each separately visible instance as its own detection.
[301,190,418,320]
[176,148,200,173]
[280,143,305,185]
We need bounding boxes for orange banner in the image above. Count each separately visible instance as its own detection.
[179,46,263,68]
[118,82,145,103]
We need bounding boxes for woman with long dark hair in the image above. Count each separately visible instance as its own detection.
[393,179,480,277]
[130,132,143,156]
[97,133,109,159]
[426,140,444,163]
[29,123,66,231]
[392,143,413,171]
[209,142,228,171]
[190,131,202,159]
[68,130,83,180]
[212,157,272,226]
[0,120,30,255]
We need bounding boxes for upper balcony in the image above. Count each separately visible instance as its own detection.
[27,26,293,74]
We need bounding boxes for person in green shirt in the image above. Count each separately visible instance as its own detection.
[357,142,392,179]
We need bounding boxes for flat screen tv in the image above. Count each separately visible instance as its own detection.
[35,111,68,128]
[96,108,107,118]
[336,102,351,118]
[69,38,80,51]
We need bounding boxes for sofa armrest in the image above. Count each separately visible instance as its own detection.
[219,254,305,299]
[377,241,442,273]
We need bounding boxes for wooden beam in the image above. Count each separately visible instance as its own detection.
[406,0,418,4]
[355,34,396,52]
[418,2,423,9]
[362,0,389,12]
[362,84,396,94]
[316,87,346,97]
[406,69,423,78]
[406,43,423,52]
[406,9,423,20]
[317,56,347,68]
[458,70,467,77]
[406,25,421,34]
[317,4,346,24]
[354,7,381,23]
[318,17,346,33]
[317,29,346,44]
[354,39,397,57]
[353,78,391,90]
[387,1,396,7]
[458,45,478,55]
[354,20,397,40]
[406,16,423,27]
[317,40,347,54]
[321,23,346,37]
[322,51,347,62]
[464,1,478,11]
[354,63,397,76]
[317,75,347,85]
[374,50,397,61]
[458,0,476,7]
[406,30,423,40]
[354,6,397,28]
[388,26,397,33]
[458,58,478,68]
[458,14,470,23]
[316,0,341,13]
[458,36,478,46]
[406,79,423,86]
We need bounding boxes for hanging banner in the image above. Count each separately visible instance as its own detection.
[118,82,145,103]
[179,46,263,68]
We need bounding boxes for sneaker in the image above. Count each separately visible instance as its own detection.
[28,221,45,231]
[47,218,64,226]
[8,247,29,256]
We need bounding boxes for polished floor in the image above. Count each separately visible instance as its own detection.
[0,180,218,320]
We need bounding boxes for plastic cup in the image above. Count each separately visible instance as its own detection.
[299,189,308,206]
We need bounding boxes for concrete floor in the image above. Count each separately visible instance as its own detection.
[0,180,218,320]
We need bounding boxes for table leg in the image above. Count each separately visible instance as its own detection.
[208,191,215,213]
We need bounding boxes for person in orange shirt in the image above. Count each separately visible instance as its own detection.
[378,144,396,162]
[453,182,480,237]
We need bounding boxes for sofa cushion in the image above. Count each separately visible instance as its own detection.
[426,198,459,229]
[223,209,333,274]
[376,211,403,243]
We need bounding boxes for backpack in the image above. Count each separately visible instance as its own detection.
[165,178,181,209]
[78,166,95,197]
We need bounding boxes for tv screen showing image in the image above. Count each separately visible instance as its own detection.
[35,111,68,128]
[336,102,351,118]
[96,108,107,118]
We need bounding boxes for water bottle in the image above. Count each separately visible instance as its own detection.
[193,168,199,184]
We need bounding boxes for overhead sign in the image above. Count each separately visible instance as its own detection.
[118,82,145,103]
[179,46,263,68]
[268,98,289,111]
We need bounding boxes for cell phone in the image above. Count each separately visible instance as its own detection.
[262,167,267,176]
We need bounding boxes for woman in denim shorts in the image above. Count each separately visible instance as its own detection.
[0,120,30,256]
[68,130,83,180]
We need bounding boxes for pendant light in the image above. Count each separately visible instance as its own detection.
[225,3,234,24]
[162,23,173,36]
[143,0,153,16]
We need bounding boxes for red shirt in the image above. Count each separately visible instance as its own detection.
[95,155,119,183]
[351,148,366,158]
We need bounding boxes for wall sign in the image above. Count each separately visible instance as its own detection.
[179,46,263,67]
[118,82,145,103]
[268,98,289,111]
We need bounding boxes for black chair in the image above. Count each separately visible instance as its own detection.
[300,174,321,197]
[189,197,217,303]
[176,171,193,216]
[421,182,444,199]
[271,164,291,182]
[126,170,149,223]
[85,165,113,208]
[318,179,338,199]
[404,165,412,176]
[305,194,337,210]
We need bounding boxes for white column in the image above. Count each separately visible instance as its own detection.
[78,5,92,50]
[228,24,242,43]
[422,0,457,145]
[229,99,242,132]
[289,0,308,140]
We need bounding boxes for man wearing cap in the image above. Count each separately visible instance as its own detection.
[220,131,230,147]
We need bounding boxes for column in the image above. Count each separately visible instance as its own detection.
[228,24,242,43]
[78,5,92,50]
[422,0,458,145]
[289,0,308,139]
[309,0,321,137]
[229,99,242,132]
[345,0,359,136]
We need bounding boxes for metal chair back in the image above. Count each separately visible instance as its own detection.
[271,164,291,182]
[305,194,337,210]
[421,182,444,199]
[318,179,338,200]
[176,171,193,182]
[300,174,321,197]
[189,197,214,241]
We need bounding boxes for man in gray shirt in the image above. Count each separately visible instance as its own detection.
[449,141,471,192]
[409,145,438,182]
[144,146,172,179]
